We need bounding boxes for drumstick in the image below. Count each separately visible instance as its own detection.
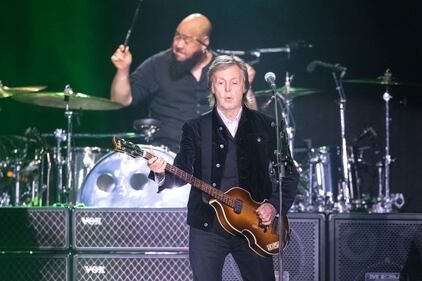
[123,0,144,47]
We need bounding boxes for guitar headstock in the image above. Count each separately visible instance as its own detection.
[112,136,144,158]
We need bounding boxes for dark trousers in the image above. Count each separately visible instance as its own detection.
[189,226,275,281]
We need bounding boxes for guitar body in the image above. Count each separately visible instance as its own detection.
[209,187,289,257]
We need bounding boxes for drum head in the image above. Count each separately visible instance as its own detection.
[79,145,190,208]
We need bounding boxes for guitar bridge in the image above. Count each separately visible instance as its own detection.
[233,199,242,214]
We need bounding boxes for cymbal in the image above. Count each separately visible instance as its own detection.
[344,76,418,86]
[11,92,123,110]
[255,86,320,98]
[0,85,47,98]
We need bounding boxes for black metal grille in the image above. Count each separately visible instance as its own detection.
[222,254,243,281]
[0,254,69,281]
[330,213,422,281]
[0,207,69,250]
[222,213,325,281]
[73,208,189,251]
[73,254,192,281]
[279,213,324,281]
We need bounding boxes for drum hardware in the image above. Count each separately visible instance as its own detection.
[306,59,352,212]
[255,86,320,99]
[0,80,46,98]
[11,84,124,205]
[257,72,320,158]
[344,69,417,213]
[343,74,420,87]
[53,128,67,204]
[308,60,353,212]
[0,192,10,206]
[0,133,45,206]
[133,118,160,143]
[381,69,393,213]
[347,128,380,212]
[10,87,123,110]
[301,146,335,213]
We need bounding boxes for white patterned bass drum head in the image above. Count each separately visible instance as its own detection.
[79,145,190,208]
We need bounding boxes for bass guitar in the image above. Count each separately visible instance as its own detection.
[112,136,290,257]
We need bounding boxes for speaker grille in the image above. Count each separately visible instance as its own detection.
[330,213,422,281]
[0,254,69,281]
[0,207,69,251]
[280,213,324,281]
[73,208,189,251]
[73,254,192,281]
[219,213,325,281]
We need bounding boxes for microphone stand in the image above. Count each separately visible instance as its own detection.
[331,71,351,213]
[270,83,286,281]
[279,72,295,158]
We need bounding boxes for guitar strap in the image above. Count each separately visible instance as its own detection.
[200,110,213,203]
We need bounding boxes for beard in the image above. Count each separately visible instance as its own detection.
[169,49,205,80]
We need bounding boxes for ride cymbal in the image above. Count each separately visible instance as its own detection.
[344,76,419,87]
[11,92,123,110]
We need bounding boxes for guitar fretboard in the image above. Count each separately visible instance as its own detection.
[143,150,235,208]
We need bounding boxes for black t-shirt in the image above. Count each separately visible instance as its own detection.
[130,49,212,152]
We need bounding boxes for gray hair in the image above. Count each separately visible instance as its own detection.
[207,55,250,107]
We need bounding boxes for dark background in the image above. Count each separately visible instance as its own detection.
[1,0,421,211]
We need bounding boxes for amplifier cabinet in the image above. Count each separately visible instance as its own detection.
[73,253,192,281]
[220,213,326,281]
[0,253,70,281]
[72,208,189,251]
[329,213,422,281]
[0,207,70,251]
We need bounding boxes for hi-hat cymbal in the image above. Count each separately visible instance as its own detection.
[255,86,320,98]
[11,92,123,110]
[0,85,47,98]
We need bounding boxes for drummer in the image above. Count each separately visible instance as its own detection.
[110,13,257,152]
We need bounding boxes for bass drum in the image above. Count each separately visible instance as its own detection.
[79,145,190,208]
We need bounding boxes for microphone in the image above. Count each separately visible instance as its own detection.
[260,72,277,111]
[215,49,246,56]
[307,60,347,75]
[264,72,277,91]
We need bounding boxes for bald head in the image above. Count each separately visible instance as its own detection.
[177,13,212,38]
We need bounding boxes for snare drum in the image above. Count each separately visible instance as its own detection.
[79,145,190,208]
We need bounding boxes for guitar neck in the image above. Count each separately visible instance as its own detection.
[142,150,235,208]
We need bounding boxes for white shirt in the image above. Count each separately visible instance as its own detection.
[216,107,243,138]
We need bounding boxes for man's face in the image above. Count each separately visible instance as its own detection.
[171,23,206,62]
[211,65,245,112]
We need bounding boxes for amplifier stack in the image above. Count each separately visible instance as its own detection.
[1,207,421,280]
[0,207,70,281]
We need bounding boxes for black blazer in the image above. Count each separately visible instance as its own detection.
[160,106,299,231]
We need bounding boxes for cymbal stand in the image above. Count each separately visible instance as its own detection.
[13,159,22,206]
[382,73,393,212]
[63,85,75,205]
[53,128,66,203]
[332,71,351,212]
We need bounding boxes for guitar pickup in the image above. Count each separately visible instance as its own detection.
[233,199,242,214]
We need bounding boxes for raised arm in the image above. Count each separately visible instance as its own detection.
[110,44,133,106]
